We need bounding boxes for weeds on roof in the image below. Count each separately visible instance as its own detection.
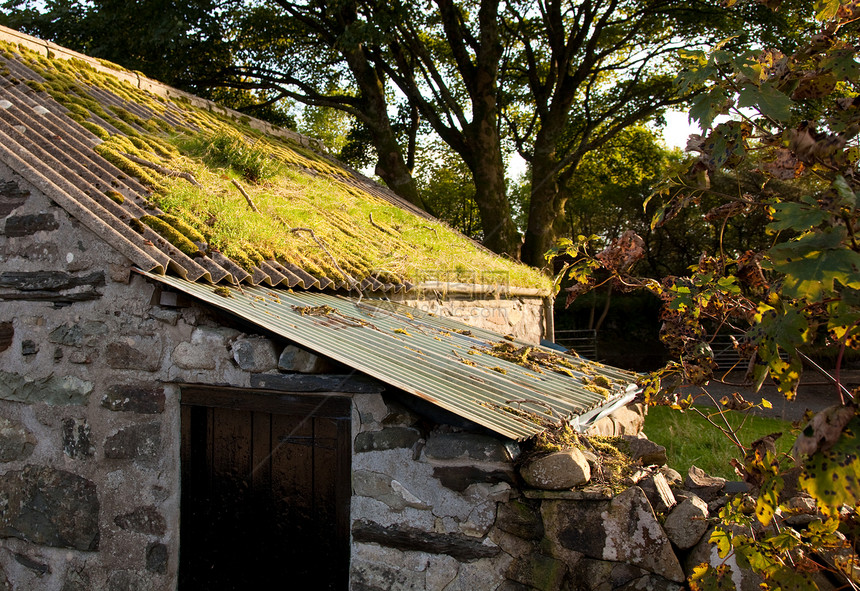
[0,40,551,290]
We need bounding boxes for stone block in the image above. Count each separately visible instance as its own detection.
[4,213,58,237]
[278,344,333,373]
[684,466,726,503]
[432,465,516,493]
[48,321,108,347]
[586,404,646,437]
[20,340,37,356]
[0,179,30,217]
[104,423,161,459]
[171,342,216,369]
[101,384,165,414]
[424,432,511,464]
[0,465,99,550]
[520,449,591,490]
[106,338,161,371]
[664,494,709,550]
[496,499,544,540]
[114,506,166,535]
[146,542,168,574]
[638,472,676,514]
[659,466,683,487]
[0,271,104,302]
[506,553,566,591]
[0,416,36,462]
[623,436,667,466]
[231,336,278,372]
[354,427,421,453]
[0,371,92,405]
[353,470,430,511]
[0,321,11,353]
[352,520,501,561]
[542,486,684,583]
[62,418,94,459]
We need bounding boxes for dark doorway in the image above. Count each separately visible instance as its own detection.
[179,387,351,590]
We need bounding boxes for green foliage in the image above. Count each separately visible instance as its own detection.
[414,141,482,240]
[799,413,860,516]
[555,2,860,588]
[0,0,232,94]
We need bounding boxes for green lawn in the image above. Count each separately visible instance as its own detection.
[643,405,795,480]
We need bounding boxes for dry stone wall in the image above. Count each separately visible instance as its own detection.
[348,389,722,591]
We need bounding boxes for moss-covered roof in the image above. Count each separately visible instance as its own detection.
[0,26,550,293]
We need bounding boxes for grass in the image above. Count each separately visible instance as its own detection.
[643,405,795,480]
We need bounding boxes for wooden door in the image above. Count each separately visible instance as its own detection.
[179,388,351,590]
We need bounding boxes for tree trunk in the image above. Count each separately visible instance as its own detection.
[466,121,520,258]
[521,126,569,268]
[342,48,425,209]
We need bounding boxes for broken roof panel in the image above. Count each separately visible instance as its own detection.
[0,25,550,293]
[147,272,641,441]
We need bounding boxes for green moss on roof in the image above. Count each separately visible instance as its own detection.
[0,39,550,291]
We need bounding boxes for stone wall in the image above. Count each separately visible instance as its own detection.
[348,389,701,591]
[392,291,548,344]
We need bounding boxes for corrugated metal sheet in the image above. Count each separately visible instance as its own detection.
[147,272,641,440]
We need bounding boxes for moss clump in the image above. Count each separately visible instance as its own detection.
[159,213,205,244]
[94,143,160,187]
[106,190,125,204]
[531,423,580,454]
[79,120,110,140]
[24,80,47,93]
[104,116,142,138]
[523,428,636,491]
[65,111,86,124]
[129,218,146,233]
[584,383,611,399]
[140,215,199,257]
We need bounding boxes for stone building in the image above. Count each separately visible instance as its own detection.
[0,26,714,591]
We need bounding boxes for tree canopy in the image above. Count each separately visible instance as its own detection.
[555,1,860,587]
[0,0,823,267]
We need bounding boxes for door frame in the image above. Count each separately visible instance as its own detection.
[179,386,352,589]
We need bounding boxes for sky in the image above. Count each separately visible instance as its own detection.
[507,109,700,180]
[658,109,701,150]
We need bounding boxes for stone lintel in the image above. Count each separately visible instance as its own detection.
[522,488,613,501]
[352,520,500,561]
[251,373,384,393]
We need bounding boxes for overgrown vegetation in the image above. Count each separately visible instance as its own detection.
[645,405,793,480]
[525,423,637,492]
[554,2,860,588]
[0,39,551,290]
